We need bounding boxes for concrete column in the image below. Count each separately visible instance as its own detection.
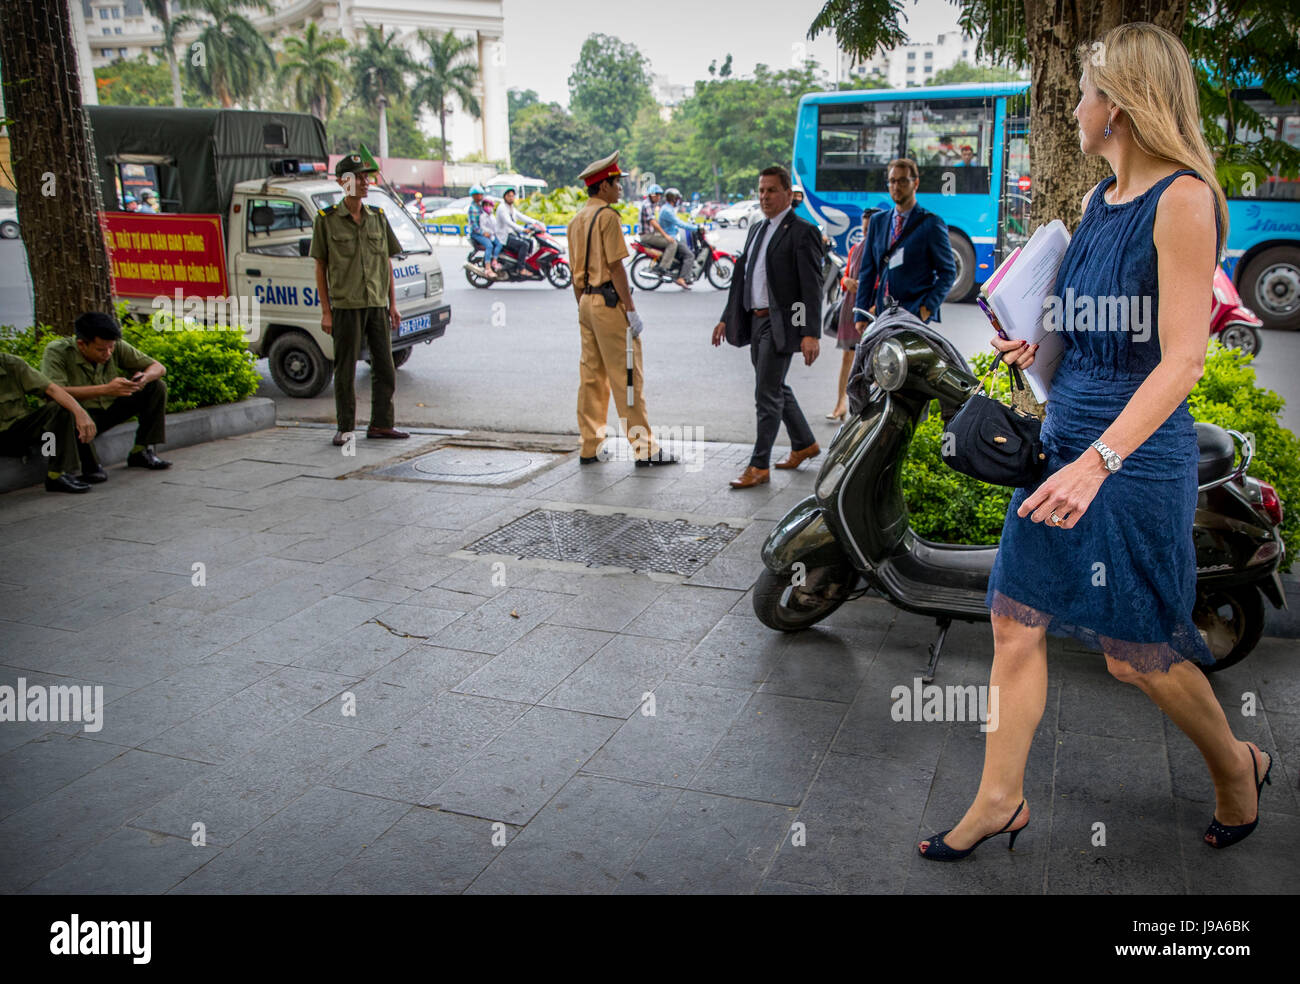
[478,32,509,166]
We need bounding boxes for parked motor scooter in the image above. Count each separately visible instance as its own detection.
[1211,264,1264,356]
[752,305,1287,679]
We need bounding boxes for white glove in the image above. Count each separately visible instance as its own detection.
[627,310,644,339]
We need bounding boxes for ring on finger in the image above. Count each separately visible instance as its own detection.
[1050,511,1064,526]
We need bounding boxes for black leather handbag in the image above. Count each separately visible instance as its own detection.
[941,360,1047,488]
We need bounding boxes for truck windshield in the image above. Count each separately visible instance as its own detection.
[311,187,432,254]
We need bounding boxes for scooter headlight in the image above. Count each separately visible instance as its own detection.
[871,338,908,391]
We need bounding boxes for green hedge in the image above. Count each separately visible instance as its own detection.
[0,304,260,415]
[904,342,1298,571]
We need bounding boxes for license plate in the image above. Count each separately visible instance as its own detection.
[398,313,431,337]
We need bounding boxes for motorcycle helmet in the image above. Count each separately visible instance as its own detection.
[122,193,136,204]
[664,187,681,203]
[469,185,484,196]
[647,184,663,196]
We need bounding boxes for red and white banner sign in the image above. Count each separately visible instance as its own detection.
[101,212,229,298]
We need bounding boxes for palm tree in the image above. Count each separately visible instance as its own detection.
[142,0,183,106]
[173,0,275,109]
[411,29,482,166]
[351,24,416,158]
[278,22,349,121]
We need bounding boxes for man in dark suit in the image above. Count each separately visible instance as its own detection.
[853,158,956,336]
[712,165,821,489]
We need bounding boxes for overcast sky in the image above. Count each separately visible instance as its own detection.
[501,0,963,107]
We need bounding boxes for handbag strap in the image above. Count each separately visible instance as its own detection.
[977,357,1030,396]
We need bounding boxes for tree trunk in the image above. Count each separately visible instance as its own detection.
[168,51,183,107]
[1021,0,1189,233]
[440,108,448,166]
[379,98,389,159]
[0,0,114,333]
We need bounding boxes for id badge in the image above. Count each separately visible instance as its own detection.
[889,247,904,269]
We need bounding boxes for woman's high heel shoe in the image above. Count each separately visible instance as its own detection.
[1204,745,1272,849]
[825,409,847,421]
[918,800,1027,861]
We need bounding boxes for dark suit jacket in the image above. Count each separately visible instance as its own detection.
[719,209,823,355]
[853,204,956,324]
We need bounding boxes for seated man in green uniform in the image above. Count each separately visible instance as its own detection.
[40,311,171,481]
[0,353,98,492]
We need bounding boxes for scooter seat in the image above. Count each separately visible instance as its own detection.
[1195,422,1236,485]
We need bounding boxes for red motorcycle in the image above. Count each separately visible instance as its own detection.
[465,227,572,289]
[1212,264,1264,356]
[629,228,735,290]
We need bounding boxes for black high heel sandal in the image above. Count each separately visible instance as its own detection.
[918,800,1028,861]
[1204,745,1272,849]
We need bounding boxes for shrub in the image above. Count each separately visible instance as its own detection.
[904,342,1299,571]
[0,304,260,415]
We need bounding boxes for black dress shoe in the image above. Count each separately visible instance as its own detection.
[127,448,172,470]
[635,450,679,467]
[579,455,601,465]
[45,474,90,493]
[78,467,108,484]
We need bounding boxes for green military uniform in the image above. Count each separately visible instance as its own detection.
[40,336,166,471]
[310,196,402,433]
[0,353,82,474]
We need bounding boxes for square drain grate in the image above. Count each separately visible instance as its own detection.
[464,509,742,575]
[370,446,563,486]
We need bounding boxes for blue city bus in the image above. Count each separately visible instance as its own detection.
[791,82,1299,328]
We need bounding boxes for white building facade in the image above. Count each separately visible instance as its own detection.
[78,0,510,165]
[842,31,1010,88]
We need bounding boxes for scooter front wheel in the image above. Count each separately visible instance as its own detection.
[1193,583,1265,673]
[1217,323,1262,357]
[752,565,852,632]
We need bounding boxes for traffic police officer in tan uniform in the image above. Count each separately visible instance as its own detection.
[311,153,410,446]
[567,151,676,466]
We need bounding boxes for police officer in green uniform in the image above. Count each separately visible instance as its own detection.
[0,353,98,492]
[41,311,171,480]
[311,154,409,446]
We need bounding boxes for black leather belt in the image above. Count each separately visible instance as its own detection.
[583,282,613,294]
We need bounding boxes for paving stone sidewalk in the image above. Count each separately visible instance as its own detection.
[1,424,1297,894]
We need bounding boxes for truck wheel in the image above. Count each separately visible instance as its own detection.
[1238,246,1300,330]
[391,347,413,368]
[268,331,330,398]
[0,221,18,240]
[946,234,976,302]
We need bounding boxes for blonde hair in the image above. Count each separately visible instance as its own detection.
[1077,22,1228,256]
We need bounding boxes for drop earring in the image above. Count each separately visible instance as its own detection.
[1104,120,1112,139]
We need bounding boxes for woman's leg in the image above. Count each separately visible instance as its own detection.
[1104,657,1269,831]
[830,349,853,415]
[919,614,1047,853]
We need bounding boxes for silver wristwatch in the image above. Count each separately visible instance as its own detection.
[1091,439,1122,473]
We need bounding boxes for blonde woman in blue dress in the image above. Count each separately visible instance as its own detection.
[919,22,1273,861]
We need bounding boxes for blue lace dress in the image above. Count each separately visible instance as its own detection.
[985,168,1216,672]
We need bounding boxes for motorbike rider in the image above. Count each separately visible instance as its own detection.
[466,185,505,277]
[658,188,699,287]
[637,184,685,286]
[495,187,543,270]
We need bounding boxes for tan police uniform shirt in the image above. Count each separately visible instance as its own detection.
[0,353,52,431]
[310,202,402,309]
[40,337,155,411]
[567,200,627,290]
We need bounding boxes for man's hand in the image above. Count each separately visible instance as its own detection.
[627,310,644,339]
[74,411,96,444]
[389,305,401,332]
[321,310,333,336]
[712,320,726,347]
[105,376,140,397]
[919,305,931,322]
[801,336,820,366]
[843,276,858,294]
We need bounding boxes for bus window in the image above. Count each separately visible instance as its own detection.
[904,99,993,194]
[1230,94,1299,201]
[816,101,902,193]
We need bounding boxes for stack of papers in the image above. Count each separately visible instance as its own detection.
[975,220,1071,402]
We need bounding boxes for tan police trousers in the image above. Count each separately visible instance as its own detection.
[576,294,658,460]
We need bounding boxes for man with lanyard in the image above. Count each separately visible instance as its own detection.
[311,153,410,446]
[567,151,676,467]
[852,157,955,332]
[637,184,684,286]
[466,185,504,277]
[657,189,698,287]
[494,187,542,268]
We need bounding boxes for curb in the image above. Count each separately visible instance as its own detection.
[0,397,277,493]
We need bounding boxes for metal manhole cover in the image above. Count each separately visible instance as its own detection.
[371,447,562,486]
[465,509,742,575]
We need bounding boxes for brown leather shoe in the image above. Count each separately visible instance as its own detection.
[729,466,770,489]
[366,427,410,439]
[774,442,820,470]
